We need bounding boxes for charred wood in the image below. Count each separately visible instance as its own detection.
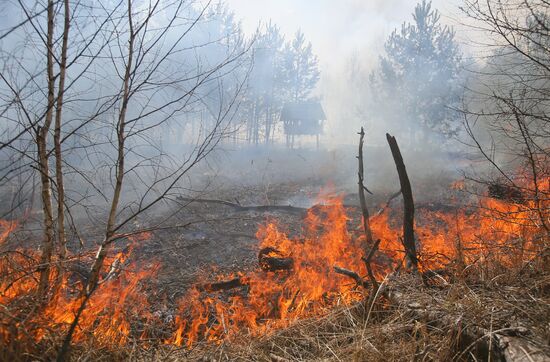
[362,238,381,291]
[333,266,369,288]
[488,183,525,203]
[203,277,249,292]
[258,247,294,272]
[357,127,374,246]
[386,133,418,272]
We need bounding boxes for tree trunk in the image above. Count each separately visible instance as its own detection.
[357,127,373,246]
[265,105,272,145]
[386,133,418,271]
[53,0,70,292]
[37,0,57,300]
[58,1,134,358]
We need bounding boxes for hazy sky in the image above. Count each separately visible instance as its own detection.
[224,0,466,144]
[225,0,464,72]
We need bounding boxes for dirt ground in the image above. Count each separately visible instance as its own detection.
[131,167,464,306]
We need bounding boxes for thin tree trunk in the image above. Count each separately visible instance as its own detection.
[58,1,134,359]
[357,127,380,299]
[265,106,271,145]
[358,127,373,245]
[37,0,57,300]
[512,109,550,234]
[86,0,134,299]
[53,0,70,292]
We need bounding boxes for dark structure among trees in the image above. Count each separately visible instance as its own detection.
[281,101,326,148]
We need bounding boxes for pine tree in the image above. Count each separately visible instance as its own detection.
[371,0,463,141]
[243,21,286,144]
[281,29,320,102]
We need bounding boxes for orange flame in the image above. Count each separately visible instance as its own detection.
[0,220,16,244]
[1,175,548,351]
[1,231,157,348]
[167,191,370,347]
[167,179,549,346]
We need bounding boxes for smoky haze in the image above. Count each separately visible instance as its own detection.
[226,0,465,144]
[0,0,474,224]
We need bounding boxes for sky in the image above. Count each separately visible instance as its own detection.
[224,0,464,72]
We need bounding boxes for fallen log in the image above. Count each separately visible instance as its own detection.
[203,277,249,292]
[177,196,365,215]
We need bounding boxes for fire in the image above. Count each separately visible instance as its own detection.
[1,176,548,352]
[415,196,547,270]
[168,191,367,347]
[0,231,157,349]
[0,220,16,244]
[167,180,548,346]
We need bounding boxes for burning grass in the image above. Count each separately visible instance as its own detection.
[0,178,548,360]
[171,272,549,362]
[0,233,159,360]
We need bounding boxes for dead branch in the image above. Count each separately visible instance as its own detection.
[386,133,418,272]
[376,189,402,216]
[177,196,306,214]
[333,266,369,288]
[361,239,381,291]
[357,127,374,246]
[355,128,384,307]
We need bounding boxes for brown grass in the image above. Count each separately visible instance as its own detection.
[123,267,549,362]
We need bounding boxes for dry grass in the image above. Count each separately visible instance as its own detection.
[3,263,548,361]
[122,268,549,362]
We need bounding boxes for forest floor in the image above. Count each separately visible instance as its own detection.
[2,148,549,361]
[116,179,548,361]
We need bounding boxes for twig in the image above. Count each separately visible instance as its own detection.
[361,239,381,291]
[376,189,402,216]
[333,266,369,288]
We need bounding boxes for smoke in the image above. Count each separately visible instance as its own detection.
[0,0,473,220]
[226,0,465,146]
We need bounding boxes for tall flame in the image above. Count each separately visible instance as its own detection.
[168,191,366,347]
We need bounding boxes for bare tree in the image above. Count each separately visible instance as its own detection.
[0,0,249,356]
[460,1,550,240]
